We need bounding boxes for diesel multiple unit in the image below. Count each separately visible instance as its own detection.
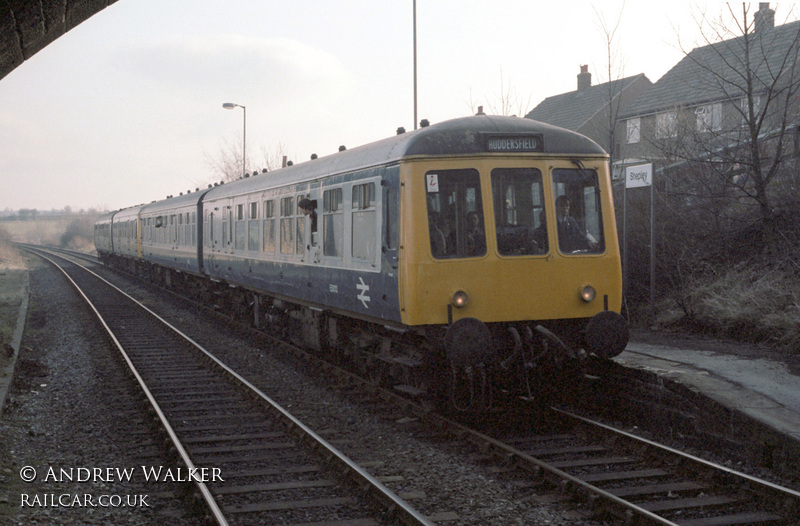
[95,115,629,411]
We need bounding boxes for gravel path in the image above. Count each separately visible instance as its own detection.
[0,260,205,525]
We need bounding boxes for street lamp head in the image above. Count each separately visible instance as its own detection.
[222,102,237,109]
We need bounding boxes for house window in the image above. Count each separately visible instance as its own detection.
[741,95,761,125]
[655,111,677,139]
[626,118,640,144]
[696,103,722,132]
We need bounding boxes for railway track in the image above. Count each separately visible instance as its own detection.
[26,246,432,526]
[27,246,800,524]
[483,405,800,525]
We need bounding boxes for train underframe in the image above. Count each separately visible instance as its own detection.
[101,253,628,413]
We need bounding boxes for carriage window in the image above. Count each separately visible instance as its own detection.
[323,188,343,257]
[552,168,605,254]
[296,196,307,255]
[425,169,485,259]
[263,200,276,253]
[191,212,197,246]
[248,203,259,252]
[491,168,547,255]
[235,204,245,251]
[280,196,294,254]
[352,183,377,261]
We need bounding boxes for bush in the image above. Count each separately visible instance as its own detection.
[59,216,95,251]
[656,264,800,353]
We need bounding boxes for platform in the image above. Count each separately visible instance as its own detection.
[615,338,800,443]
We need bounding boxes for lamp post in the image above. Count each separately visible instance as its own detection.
[222,102,246,178]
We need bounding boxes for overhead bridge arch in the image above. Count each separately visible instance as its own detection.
[1,0,119,82]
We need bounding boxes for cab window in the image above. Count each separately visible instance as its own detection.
[425,169,485,259]
[491,168,547,255]
[552,168,604,254]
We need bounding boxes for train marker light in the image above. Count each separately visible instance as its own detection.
[452,290,469,308]
[580,285,596,303]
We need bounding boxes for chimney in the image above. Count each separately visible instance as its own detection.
[577,64,591,92]
[755,3,775,33]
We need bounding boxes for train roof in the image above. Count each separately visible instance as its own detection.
[95,211,115,224]
[141,188,213,215]
[113,203,148,221]
[204,115,606,200]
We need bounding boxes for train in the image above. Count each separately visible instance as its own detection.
[95,114,629,411]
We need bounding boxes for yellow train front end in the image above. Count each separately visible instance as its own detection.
[397,133,628,408]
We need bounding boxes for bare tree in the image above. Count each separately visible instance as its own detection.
[485,68,533,117]
[205,140,295,186]
[205,139,248,184]
[657,3,800,252]
[592,2,627,166]
[258,143,292,173]
[466,71,533,117]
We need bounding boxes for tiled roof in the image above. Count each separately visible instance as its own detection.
[526,74,649,131]
[622,19,800,118]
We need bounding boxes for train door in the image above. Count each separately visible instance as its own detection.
[299,192,321,264]
[207,208,219,271]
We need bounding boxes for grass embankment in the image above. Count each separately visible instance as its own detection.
[651,263,800,354]
[0,233,27,369]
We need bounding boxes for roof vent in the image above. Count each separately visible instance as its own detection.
[420,119,430,128]
[311,153,318,160]
[339,145,346,151]
[397,127,406,135]
[476,105,486,116]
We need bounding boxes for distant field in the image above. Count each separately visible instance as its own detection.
[2,218,74,245]
[0,215,99,253]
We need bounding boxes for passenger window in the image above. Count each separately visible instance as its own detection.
[263,200,276,253]
[280,196,294,254]
[352,183,376,261]
[323,188,343,257]
[296,196,306,255]
[247,202,259,251]
[425,169,485,259]
[491,168,548,255]
[235,204,245,251]
[552,168,605,254]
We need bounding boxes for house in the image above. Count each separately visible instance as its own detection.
[615,3,800,180]
[525,65,651,166]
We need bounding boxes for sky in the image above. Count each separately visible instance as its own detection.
[1,1,797,212]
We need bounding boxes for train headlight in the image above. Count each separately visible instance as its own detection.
[452,290,469,308]
[580,285,596,303]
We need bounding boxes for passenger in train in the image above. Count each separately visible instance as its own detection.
[465,211,485,256]
[428,211,447,257]
[555,195,594,252]
[299,198,318,233]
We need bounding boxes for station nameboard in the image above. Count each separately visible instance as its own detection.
[484,134,544,153]
[625,163,653,188]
